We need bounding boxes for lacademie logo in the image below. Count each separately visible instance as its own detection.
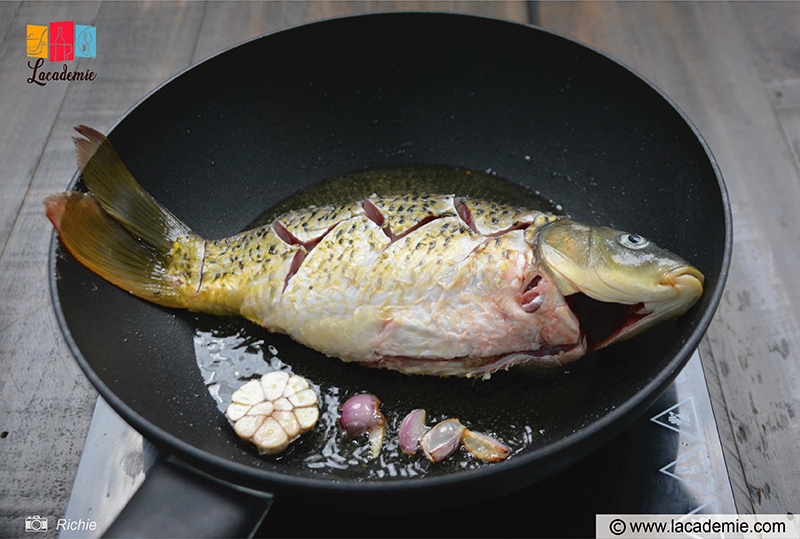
[26,20,97,86]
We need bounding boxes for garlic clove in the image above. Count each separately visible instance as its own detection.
[231,379,265,406]
[233,414,264,439]
[246,401,274,417]
[284,374,309,396]
[261,371,290,401]
[272,397,293,411]
[274,410,300,439]
[226,403,251,422]
[289,388,317,408]
[295,406,320,430]
[253,417,289,455]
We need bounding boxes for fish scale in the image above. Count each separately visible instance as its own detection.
[191,195,558,376]
[46,126,704,378]
[277,201,362,244]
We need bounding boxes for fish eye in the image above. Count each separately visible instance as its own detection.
[618,233,650,250]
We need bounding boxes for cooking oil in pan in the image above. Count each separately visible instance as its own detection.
[192,165,584,479]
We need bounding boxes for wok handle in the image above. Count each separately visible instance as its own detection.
[103,456,273,538]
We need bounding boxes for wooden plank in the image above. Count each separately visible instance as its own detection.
[193,0,529,64]
[725,0,800,511]
[731,2,800,85]
[0,2,207,534]
[0,2,22,43]
[266,0,529,25]
[765,79,800,180]
[731,2,800,216]
[538,1,800,514]
[0,1,101,258]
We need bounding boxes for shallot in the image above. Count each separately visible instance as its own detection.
[398,408,428,455]
[403,410,511,464]
[462,429,511,462]
[339,393,386,458]
[420,418,466,463]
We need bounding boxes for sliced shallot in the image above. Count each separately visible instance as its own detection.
[462,429,511,462]
[420,418,466,463]
[398,408,428,455]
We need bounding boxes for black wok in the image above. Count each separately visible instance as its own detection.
[50,12,731,537]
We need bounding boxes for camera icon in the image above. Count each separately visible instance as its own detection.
[25,515,48,532]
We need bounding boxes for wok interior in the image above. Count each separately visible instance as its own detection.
[54,13,727,495]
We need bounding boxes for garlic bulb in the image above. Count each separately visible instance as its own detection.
[226,371,319,455]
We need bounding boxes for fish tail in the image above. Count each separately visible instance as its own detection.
[46,126,204,309]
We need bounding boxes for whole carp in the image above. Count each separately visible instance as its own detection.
[46,126,704,378]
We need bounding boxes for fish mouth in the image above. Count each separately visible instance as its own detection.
[566,265,704,352]
[565,294,649,351]
[661,265,705,295]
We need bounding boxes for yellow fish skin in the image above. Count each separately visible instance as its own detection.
[45,126,704,379]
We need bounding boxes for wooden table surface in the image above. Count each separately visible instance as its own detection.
[2,1,799,535]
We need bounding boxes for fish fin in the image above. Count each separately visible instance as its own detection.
[73,125,191,250]
[47,126,208,309]
[46,191,188,308]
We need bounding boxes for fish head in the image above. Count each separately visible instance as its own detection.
[532,219,704,351]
